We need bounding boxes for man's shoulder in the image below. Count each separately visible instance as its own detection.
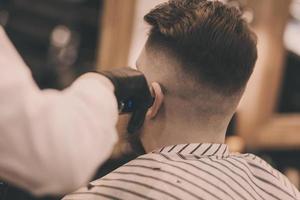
[235,153,286,181]
[233,153,300,199]
[63,152,300,200]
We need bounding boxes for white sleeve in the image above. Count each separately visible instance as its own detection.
[0,27,118,196]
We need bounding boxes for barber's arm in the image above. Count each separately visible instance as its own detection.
[0,27,120,195]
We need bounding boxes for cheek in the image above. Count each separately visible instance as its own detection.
[115,114,145,156]
[136,117,151,140]
[116,115,131,139]
[124,122,147,155]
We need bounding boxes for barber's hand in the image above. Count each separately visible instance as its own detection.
[99,67,153,134]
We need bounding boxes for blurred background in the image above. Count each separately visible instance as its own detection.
[0,0,299,199]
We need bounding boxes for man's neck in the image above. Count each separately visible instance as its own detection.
[140,120,228,153]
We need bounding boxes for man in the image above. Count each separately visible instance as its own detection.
[63,0,300,199]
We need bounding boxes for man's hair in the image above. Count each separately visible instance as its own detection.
[144,0,257,95]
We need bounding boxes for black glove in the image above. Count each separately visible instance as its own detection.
[99,67,154,134]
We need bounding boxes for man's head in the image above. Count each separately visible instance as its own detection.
[135,0,257,151]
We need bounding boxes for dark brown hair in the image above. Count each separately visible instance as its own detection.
[144,0,257,95]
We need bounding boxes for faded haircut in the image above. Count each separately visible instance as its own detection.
[144,0,257,95]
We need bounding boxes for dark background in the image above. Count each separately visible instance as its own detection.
[0,0,101,90]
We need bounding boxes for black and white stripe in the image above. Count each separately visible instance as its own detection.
[63,143,299,200]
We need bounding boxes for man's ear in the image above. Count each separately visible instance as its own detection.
[147,82,164,119]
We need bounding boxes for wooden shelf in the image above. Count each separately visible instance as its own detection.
[248,114,300,150]
[97,0,136,70]
[237,0,298,150]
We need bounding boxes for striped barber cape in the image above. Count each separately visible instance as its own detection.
[63,143,300,200]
